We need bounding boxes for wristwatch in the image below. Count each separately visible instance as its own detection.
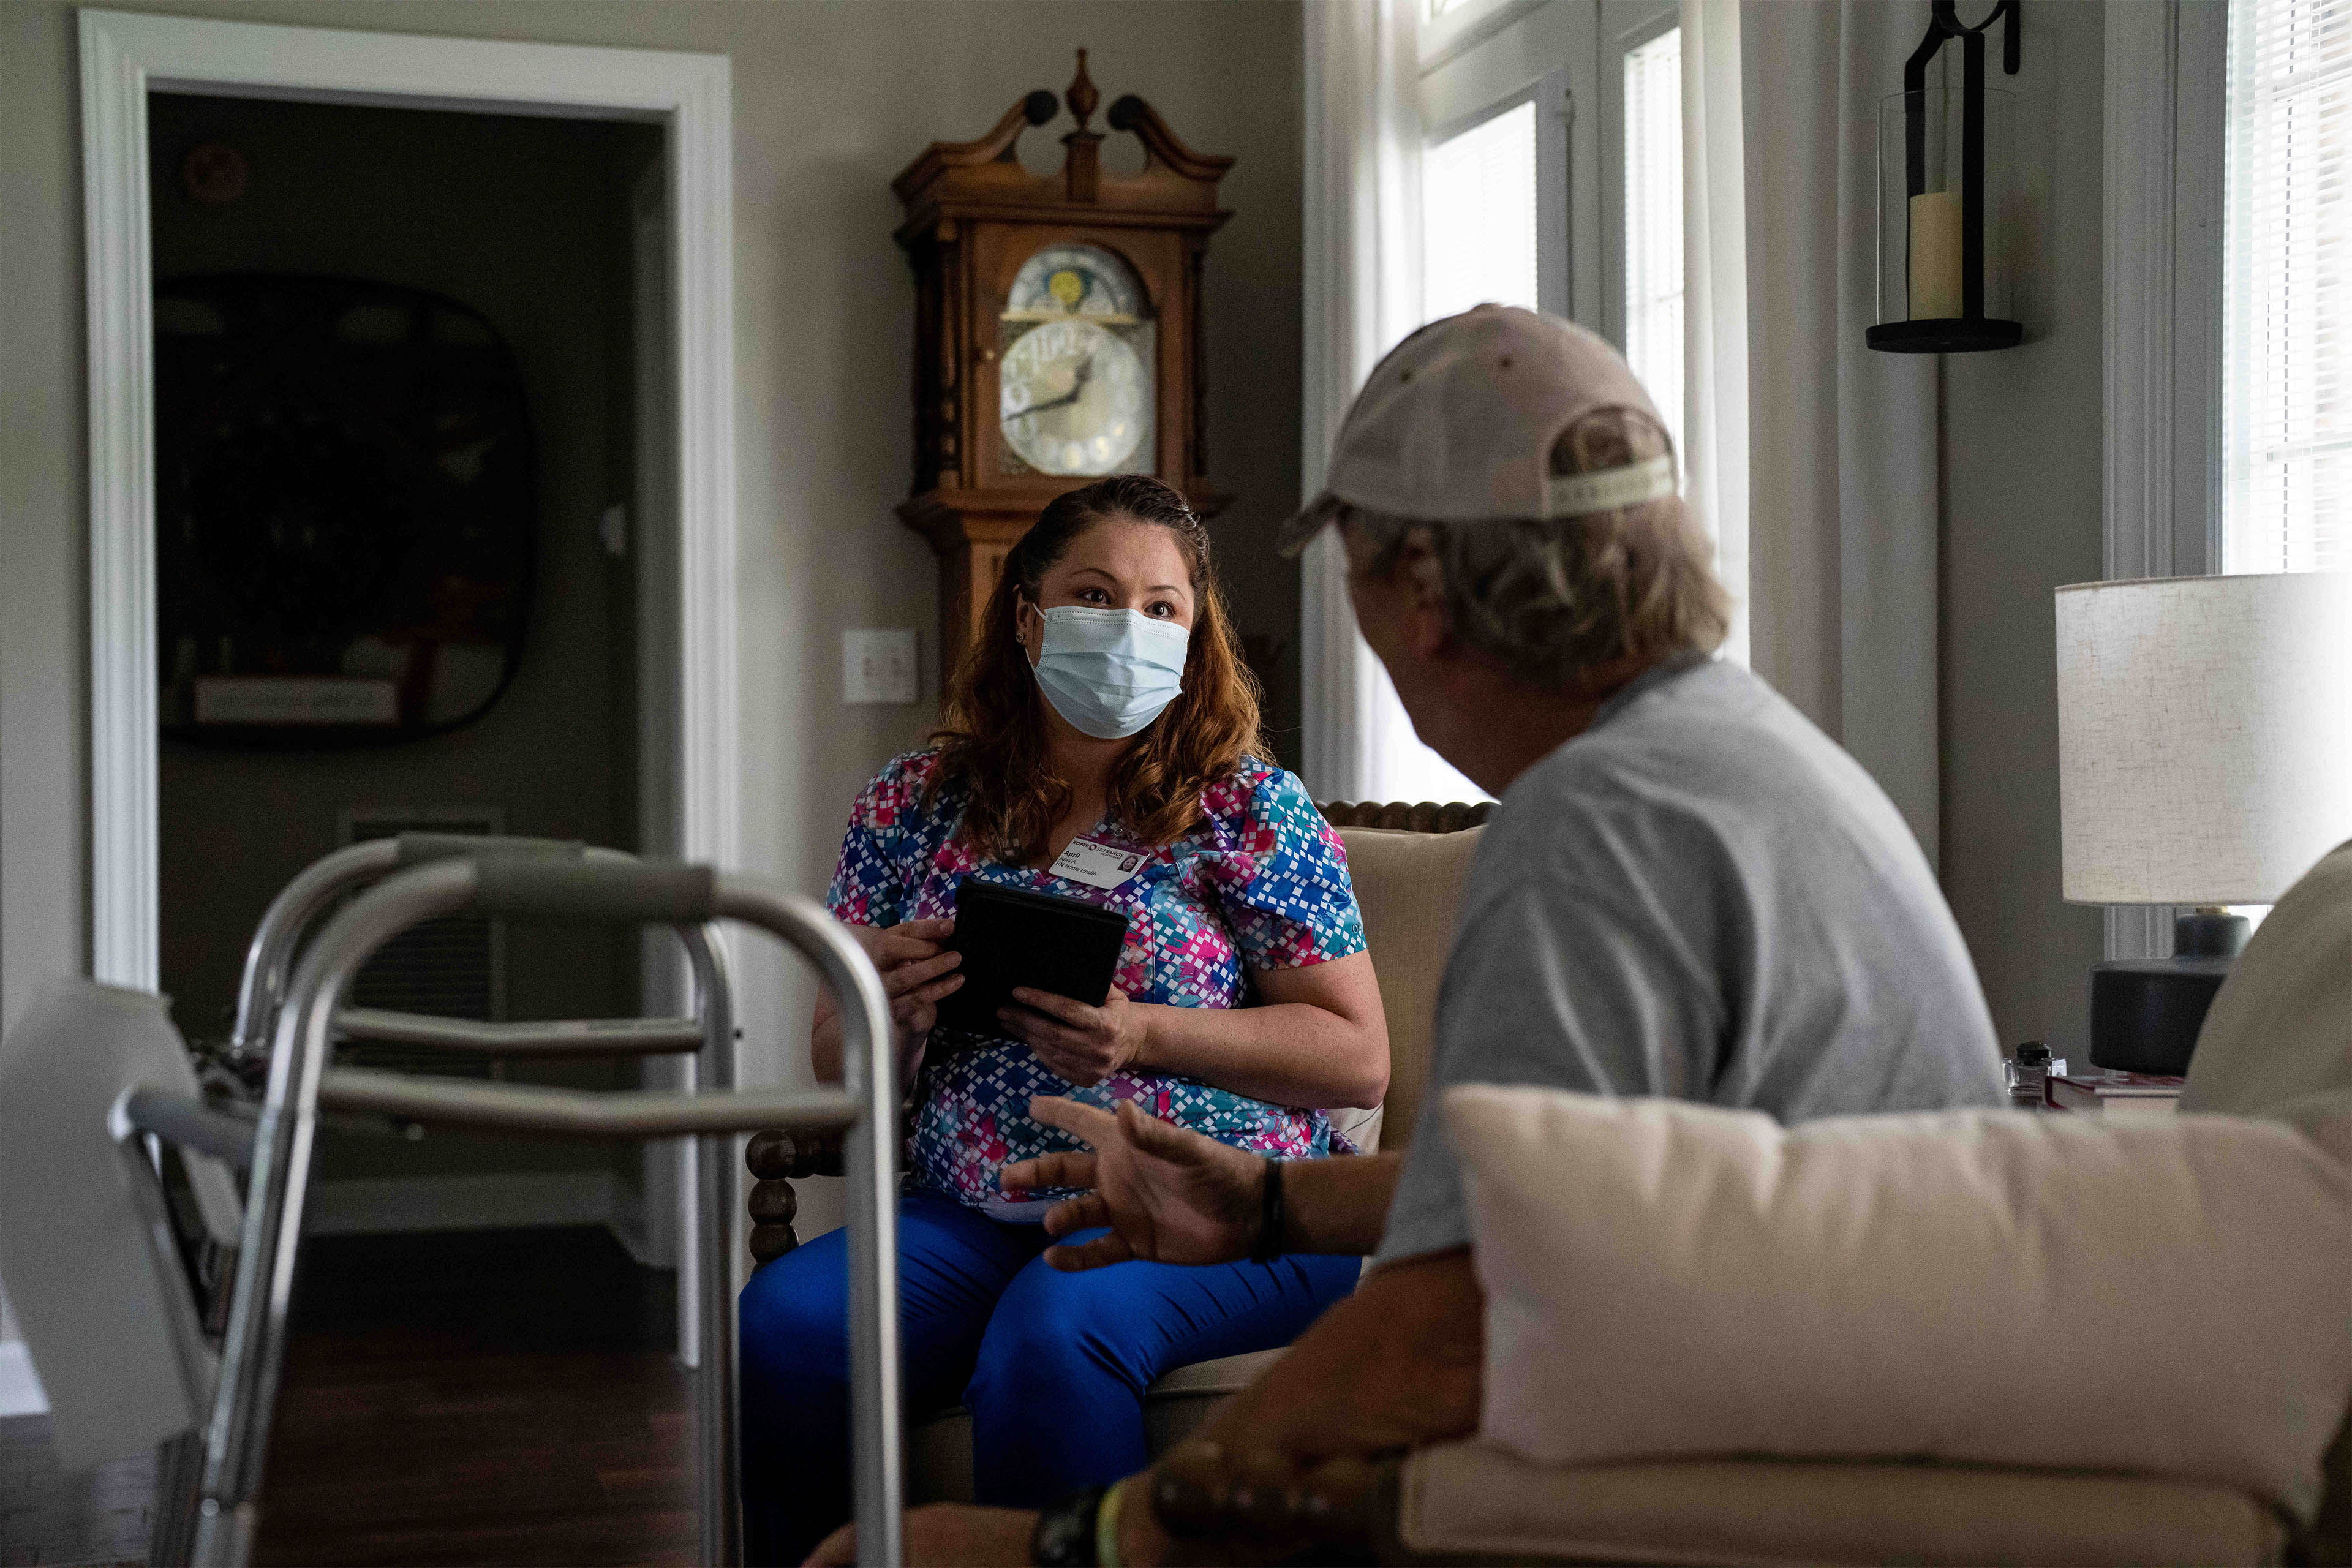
[1031,1483,1107,1566]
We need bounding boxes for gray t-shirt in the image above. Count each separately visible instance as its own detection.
[1376,655,2003,1265]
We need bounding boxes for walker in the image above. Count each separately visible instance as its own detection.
[7,837,902,1568]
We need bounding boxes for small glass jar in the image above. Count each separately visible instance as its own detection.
[2005,1041,2052,1106]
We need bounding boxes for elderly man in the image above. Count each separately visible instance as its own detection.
[809,306,2002,1568]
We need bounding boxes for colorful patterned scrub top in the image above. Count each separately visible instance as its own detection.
[826,750,1368,1217]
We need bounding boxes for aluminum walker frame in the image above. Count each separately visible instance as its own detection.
[120,838,902,1567]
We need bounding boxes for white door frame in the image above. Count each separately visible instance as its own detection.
[78,9,739,1358]
[80,6,739,987]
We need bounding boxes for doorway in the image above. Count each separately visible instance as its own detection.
[149,84,666,1249]
[78,0,742,1383]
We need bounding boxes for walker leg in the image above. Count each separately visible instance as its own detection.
[149,1430,203,1568]
[697,1129,741,1567]
[691,931,742,1568]
[845,1086,902,1567]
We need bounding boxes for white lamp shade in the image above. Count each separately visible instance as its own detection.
[2056,572,2352,906]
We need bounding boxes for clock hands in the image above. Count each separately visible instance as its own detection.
[1011,353,1095,421]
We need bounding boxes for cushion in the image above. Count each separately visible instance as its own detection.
[1446,1084,2352,1521]
[1333,826,1483,1153]
[1396,1441,2288,1567]
[1143,1348,1286,1455]
[2185,839,2352,1150]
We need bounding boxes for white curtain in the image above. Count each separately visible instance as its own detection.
[1682,0,1751,666]
[1300,0,1936,843]
[1299,0,1485,805]
[1736,0,1943,864]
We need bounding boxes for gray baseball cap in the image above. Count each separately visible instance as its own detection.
[1276,304,1676,559]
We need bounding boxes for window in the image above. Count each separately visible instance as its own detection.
[1355,0,1682,807]
[2223,0,2352,573]
[1622,28,1685,457]
[1424,100,1541,320]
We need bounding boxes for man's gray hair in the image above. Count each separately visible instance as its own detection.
[1347,406,1730,690]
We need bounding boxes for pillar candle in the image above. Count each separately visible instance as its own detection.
[1909,190,1965,320]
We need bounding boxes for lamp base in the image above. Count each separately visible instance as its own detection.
[2086,912,2252,1075]
[1865,318,2025,353]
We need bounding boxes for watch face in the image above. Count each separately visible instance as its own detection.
[1000,317,1150,477]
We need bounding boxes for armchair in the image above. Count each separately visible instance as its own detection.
[742,800,1490,1501]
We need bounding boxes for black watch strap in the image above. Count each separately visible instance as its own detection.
[1031,1483,1107,1567]
[1249,1156,1285,1265]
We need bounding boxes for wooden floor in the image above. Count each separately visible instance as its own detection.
[0,1416,151,1568]
[2,1227,694,1568]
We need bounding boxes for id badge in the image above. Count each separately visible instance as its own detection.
[1049,835,1145,891]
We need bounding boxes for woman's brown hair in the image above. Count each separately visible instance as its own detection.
[929,474,1269,863]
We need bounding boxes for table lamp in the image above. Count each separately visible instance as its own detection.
[2054,571,2352,1074]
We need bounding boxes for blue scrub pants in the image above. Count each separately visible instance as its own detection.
[737,1188,1359,1566]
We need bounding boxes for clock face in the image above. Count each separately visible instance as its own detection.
[1006,243,1147,322]
[998,241,1156,478]
[1000,317,1150,477]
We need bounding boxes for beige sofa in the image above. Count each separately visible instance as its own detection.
[1343,840,2352,1567]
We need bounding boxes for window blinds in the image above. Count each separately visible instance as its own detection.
[1423,99,1540,324]
[2225,0,2352,573]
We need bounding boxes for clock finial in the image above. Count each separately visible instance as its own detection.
[1066,48,1099,133]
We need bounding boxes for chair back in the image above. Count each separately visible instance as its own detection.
[1332,824,1485,1154]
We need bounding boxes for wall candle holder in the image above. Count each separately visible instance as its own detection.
[1868,0,2024,353]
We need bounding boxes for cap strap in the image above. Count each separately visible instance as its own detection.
[1542,453,1677,518]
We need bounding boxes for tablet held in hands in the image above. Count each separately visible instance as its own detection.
[930,880,1128,1042]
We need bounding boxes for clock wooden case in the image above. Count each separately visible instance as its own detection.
[893,52,1233,676]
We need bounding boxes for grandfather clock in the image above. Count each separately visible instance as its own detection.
[894,51,1233,678]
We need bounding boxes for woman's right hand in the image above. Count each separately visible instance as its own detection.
[856,916,963,1048]
[815,918,962,1081]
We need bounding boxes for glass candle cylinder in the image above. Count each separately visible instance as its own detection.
[1870,86,2021,353]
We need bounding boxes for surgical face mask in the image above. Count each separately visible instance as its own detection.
[1024,603,1189,740]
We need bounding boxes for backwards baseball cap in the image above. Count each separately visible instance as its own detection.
[1276,304,1677,559]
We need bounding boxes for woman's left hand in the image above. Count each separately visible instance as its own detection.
[1000,984,1147,1087]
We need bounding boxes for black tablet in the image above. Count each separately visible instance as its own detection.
[931,880,1130,1042]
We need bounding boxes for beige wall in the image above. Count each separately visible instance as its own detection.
[1735,0,2111,1058]
[1939,0,2109,1056]
[0,0,1305,1232]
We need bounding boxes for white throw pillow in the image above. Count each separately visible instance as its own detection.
[1446,1084,2352,1521]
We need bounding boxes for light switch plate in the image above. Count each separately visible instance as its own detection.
[842,628,919,704]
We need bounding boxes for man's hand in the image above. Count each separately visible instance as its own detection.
[1000,1096,1264,1270]
[801,1503,1033,1568]
[998,985,1146,1087]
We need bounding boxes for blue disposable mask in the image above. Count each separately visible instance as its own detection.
[1026,604,1189,740]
